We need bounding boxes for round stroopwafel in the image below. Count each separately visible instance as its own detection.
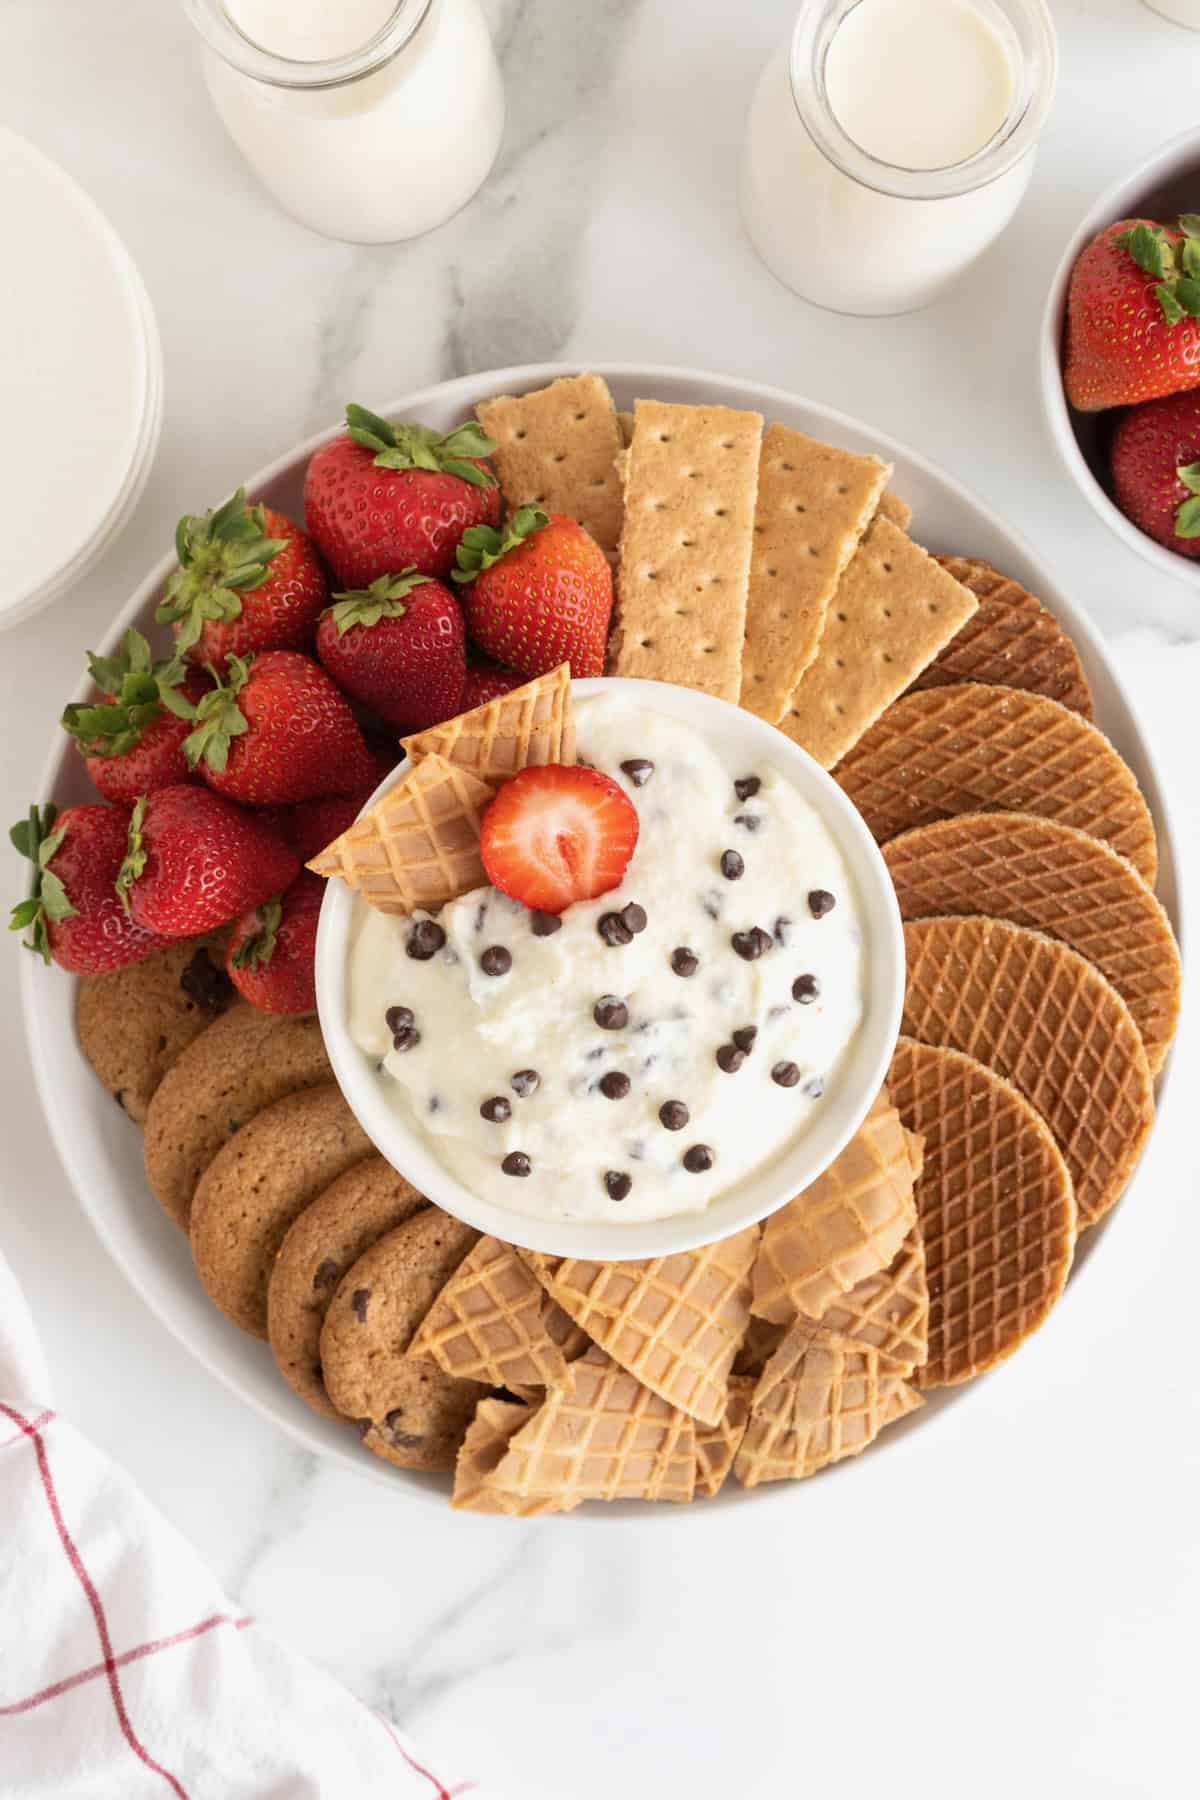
[884,812,1181,1075]
[902,916,1155,1229]
[835,684,1158,883]
[887,1037,1076,1387]
[914,557,1094,717]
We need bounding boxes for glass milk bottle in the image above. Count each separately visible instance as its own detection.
[183,0,505,244]
[1141,0,1200,27]
[740,0,1057,316]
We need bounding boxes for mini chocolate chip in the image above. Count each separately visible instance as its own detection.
[659,1100,689,1130]
[621,758,654,786]
[510,1068,540,1097]
[792,973,820,1003]
[480,1095,512,1123]
[356,1417,373,1440]
[773,914,793,947]
[383,1410,425,1449]
[808,889,836,919]
[593,995,629,1030]
[732,1025,758,1054]
[502,1151,532,1177]
[598,911,634,947]
[530,910,562,936]
[351,1287,370,1323]
[604,1170,632,1201]
[683,1144,714,1173]
[733,813,762,832]
[180,949,233,1014]
[671,946,699,977]
[772,1060,801,1088]
[716,1043,746,1073]
[392,1026,421,1053]
[734,775,761,801]
[720,849,744,880]
[313,1258,340,1292]
[732,927,772,961]
[480,945,512,976]
[621,902,647,934]
[701,890,723,919]
[599,1071,631,1100]
[804,1075,826,1099]
[385,1004,414,1034]
[406,919,445,960]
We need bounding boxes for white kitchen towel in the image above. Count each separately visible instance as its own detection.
[0,1248,484,1800]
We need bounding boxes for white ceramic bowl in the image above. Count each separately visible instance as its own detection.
[1040,124,1200,589]
[315,676,905,1261]
[19,363,1184,1509]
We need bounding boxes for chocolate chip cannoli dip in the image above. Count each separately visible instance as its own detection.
[347,693,866,1224]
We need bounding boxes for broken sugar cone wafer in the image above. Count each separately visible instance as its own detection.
[610,398,763,700]
[919,557,1094,717]
[814,1228,929,1377]
[751,1089,917,1327]
[877,491,912,530]
[888,1037,1076,1387]
[883,812,1181,1075]
[778,518,978,769]
[695,1376,754,1498]
[523,1230,759,1428]
[452,1398,576,1516]
[307,754,492,915]
[734,1329,921,1487]
[407,1234,569,1390]
[476,374,626,556]
[400,662,575,789]
[836,683,1159,883]
[740,424,890,726]
[902,915,1155,1229]
[487,1348,697,1506]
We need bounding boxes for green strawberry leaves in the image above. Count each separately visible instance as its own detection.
[61,629,190,759]
[327,568,432,635]
[181,655,252,775]
[452,507,549,584]
[1175,461,1200,538]
[344,405,498,490]
[114,794,147,917]
[231,895,282,971]
[9,803,76,961]
[157,489,288,654]
[1116,220,1200,325]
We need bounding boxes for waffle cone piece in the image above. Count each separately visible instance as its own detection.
[522,1229,759,1428]
[751,1091,917,1326]
[399,663,575,787]
[888,1037,1076,1386]
[487,1348,697,1506]
[408,1234,574,1390]
[695,1376,754,1498]
[735,1329,921,1487]
[884,812,1181,1075]
[916,557,1094,717]
[835,684,1158,884]
[816,1228,929,1377]
[308,754,491,914]
[903,916,1155,1228]
[452,1399,576,1517]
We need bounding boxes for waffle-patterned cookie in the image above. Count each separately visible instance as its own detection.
[735,1330,920,1486]
[916,557,1094,716]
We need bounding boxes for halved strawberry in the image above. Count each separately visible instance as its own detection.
[480,765,639,914]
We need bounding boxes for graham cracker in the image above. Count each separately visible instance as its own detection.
[740,424,890,725]
[610,398,763,701]
[778,517,978,769]
[878,491,912,530]
[617,410,635,446]
[476,374,625,556]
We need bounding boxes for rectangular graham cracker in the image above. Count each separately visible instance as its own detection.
[610,399,763,700]
[878,490,912,530]
[778,517,978,769]
[476,374,626,556]
[740,424,890,726]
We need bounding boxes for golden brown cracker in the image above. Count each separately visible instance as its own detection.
[476,374,625,555]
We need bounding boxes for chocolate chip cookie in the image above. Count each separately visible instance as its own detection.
[76,933,233,1123]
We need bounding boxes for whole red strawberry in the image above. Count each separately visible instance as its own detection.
[227,871,323,1014]
[1065,217,1200,412]
[116,786,299,936]
[9,802,170,973]
[277,783,380,862]
[315,569,465,732]
[61,629,209,807]
[304,405,500,587]
[181,651,374,806]
[459,663,525,710]
[1111,387,1200,560]
[453,508,612,679]
[480,764,639,913]
[156,489,328,666]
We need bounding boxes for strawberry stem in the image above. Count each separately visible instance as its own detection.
[343,405,498,490]
[1116,221,1200,326]
[451,507,549,584]
[181,656,252,774]
[156,489,288,655]
[62,629,193,759]
[114,795,147,917]
[232,895,282,970]
[9,803,75,961]
[327,569,432,635]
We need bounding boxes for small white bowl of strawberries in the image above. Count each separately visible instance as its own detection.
[1043,127,1200,584]
[11,403,614,1017]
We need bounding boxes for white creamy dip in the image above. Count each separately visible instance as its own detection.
[347,694,866,1224]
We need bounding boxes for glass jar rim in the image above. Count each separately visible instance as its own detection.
[788,0,1058,202]
[181,0,434,89]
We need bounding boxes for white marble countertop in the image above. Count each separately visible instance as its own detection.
[2,0,1198,1793]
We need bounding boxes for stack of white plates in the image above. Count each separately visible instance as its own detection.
[0,128,163,631]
